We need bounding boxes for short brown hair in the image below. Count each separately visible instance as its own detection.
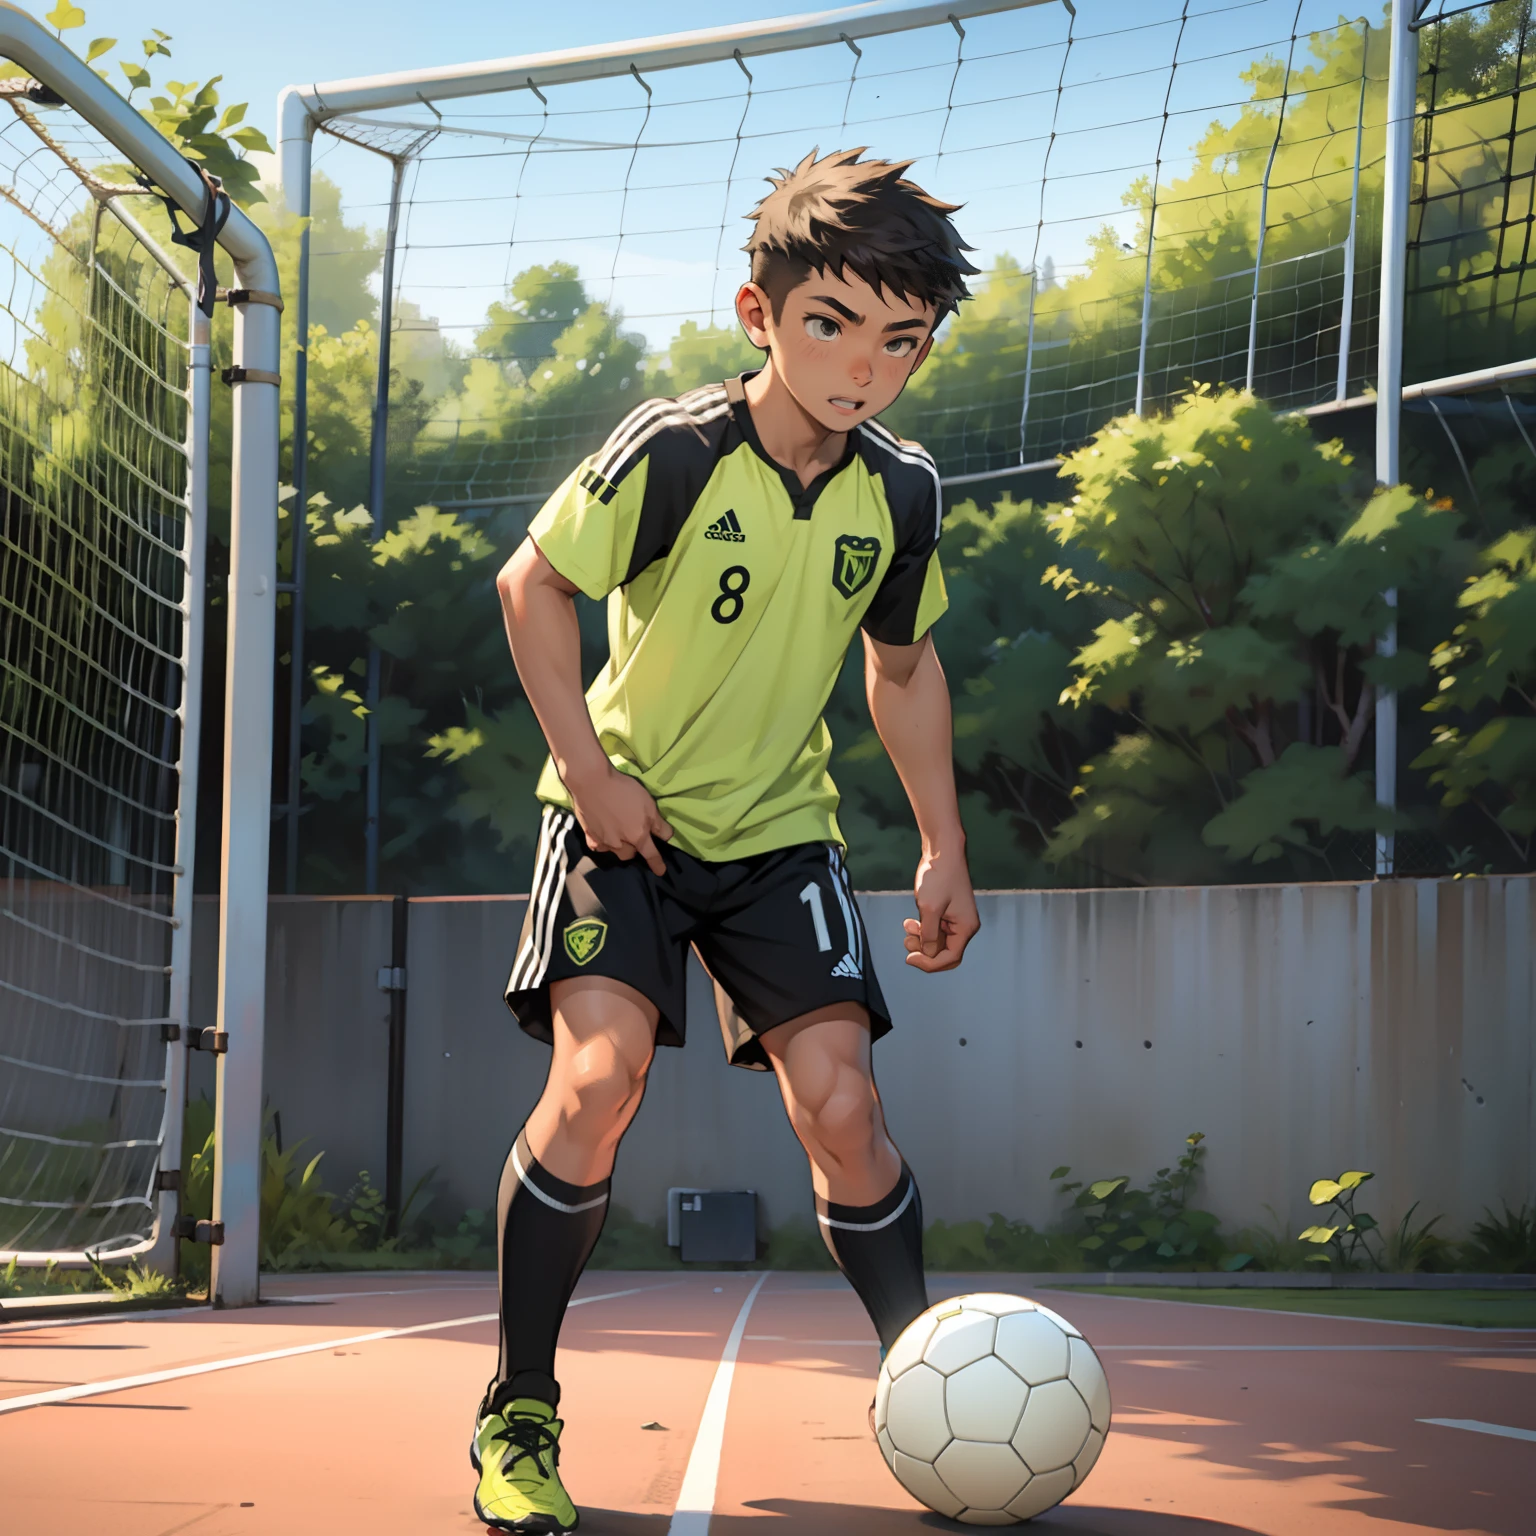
[743,148,977,323]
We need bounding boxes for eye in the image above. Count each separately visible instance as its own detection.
[804,314,840,342]
[883,336,918,357]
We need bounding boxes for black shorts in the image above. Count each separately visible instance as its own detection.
[504,806,891,1070]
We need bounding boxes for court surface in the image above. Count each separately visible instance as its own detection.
[2,1269,1532,1536]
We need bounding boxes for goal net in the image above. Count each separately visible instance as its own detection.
[284,0,1532,892]
[300,0,1397,521]
[0,85,201,1264]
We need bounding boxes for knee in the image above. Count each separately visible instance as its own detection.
[792,1077,882,1162]
[553,1043,649,1134]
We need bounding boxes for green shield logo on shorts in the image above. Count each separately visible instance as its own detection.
[832,534,881,599]
[563,917,607,966]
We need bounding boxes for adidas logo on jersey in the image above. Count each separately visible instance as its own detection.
[704,509,745,543]
[831,952,862,980]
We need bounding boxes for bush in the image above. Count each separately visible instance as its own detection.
[1459,1202,1536,1273]
[1053,1133,1252,1273]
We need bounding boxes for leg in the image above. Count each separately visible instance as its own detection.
[762,1006,928,1352]
[491,976,657,1411]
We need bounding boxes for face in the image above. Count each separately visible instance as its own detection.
[736,266,937,431]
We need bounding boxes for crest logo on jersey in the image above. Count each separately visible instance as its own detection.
[563,918,608,966]
[705,509,745,543]
[832,535,881,598]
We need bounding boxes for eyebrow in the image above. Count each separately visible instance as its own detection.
[808,295,862,323]
[883,318,929,333]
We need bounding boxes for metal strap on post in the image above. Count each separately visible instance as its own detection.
[222,365,282,386]
[225,287,286,312]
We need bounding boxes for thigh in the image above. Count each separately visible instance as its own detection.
[759,1005,880,1117]
[693,842,892,1069]
[547,976,660,1083]
[505,806,695,1050]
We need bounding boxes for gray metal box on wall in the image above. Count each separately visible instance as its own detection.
[676,1189,757,1263]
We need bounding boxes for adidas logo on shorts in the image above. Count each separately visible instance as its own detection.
[704,509,745,543]
[831,952,862,980]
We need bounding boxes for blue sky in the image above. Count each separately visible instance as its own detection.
[30,2,1385,350]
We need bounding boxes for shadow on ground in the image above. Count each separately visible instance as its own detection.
[546,1508,1268,1536]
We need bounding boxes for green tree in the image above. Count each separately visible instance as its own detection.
[297,500,543,891]
[1414,528,1536,866]
[646,319,761,397]
[1043,388,1468,883]
[475,261,589,373]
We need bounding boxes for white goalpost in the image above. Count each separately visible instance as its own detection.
[0,2,280,1309]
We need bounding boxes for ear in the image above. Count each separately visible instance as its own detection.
[736,282,774,349]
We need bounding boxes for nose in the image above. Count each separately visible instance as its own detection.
[850,354,873,387]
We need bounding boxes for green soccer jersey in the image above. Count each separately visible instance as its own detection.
[527,372,948,861]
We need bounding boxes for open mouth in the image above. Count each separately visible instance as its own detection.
[829,397,863,413]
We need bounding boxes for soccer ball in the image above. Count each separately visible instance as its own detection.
[874,1292,1111,1525]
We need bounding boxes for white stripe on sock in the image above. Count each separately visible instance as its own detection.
[817,1176,915,1234]
[510,1138,610,1216]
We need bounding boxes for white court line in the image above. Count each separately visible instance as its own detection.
[667,1271,771,1536]
[1044,1289,1536,1335]
[1096,1344,1536,1353]
[745,1336,877,1346]
[1418,1417,1536,1443]
[0,1284,656,1415]
[270,1283,500,1304]
[0,1276,673,1334]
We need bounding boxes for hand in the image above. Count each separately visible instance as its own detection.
[567,764,673,876]
[903,844,979,973]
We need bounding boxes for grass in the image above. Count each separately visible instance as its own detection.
[1087,1285,1536,1328]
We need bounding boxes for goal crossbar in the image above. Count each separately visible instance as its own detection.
[278,0,1055,136]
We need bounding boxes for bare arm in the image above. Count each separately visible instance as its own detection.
[864,630,980,972]
[497,538,672,874]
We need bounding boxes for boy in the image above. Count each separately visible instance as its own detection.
[474,148,981,1533]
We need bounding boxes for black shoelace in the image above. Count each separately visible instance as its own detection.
[492,1414,561,1481]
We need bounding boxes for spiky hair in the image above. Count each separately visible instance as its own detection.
[743,148,978,322]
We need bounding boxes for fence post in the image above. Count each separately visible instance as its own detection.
[1374,0,1419,878]
[365,156,409,896]
[384,895,409,1236]
[1018,265,1039,459]
[1337,23,1371,402]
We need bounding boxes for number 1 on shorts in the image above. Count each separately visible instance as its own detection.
[799,881,832,952]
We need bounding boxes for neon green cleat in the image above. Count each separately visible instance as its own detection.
[473,1397,579,1534]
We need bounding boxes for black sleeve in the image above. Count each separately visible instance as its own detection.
[861,473,947,646]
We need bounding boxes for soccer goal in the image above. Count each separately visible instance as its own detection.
[275,0,1532,886]
[0,12,280,1307]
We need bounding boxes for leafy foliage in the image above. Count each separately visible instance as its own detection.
[38,7,270,206]
[1458,1201,1536,1273]
[1053,1133,1251,1272]
[1295,1167,1452,1272]
[1415,529,1536,863]
[177,1096,434,1284]
[1043,389,1469,881]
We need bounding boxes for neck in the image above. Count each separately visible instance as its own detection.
[742,357,846,489]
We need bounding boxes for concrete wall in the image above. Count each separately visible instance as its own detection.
[189,877,1535,1240]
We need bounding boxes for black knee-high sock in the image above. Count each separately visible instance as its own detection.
[489,1129,610,1414]
[816,1163,928,1353]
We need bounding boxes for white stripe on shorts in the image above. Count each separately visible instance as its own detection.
[827,847,863,975]
[508,810,557,992]
[529,818,574,988]
[509,809,573,993]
